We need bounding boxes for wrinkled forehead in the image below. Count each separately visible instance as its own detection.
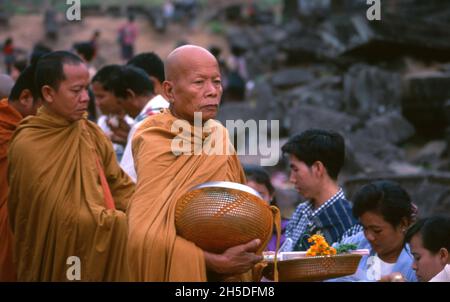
[167,48,219,80]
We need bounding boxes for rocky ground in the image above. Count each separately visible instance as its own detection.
[214,0,450,217]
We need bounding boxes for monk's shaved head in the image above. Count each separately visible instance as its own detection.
[162,44,223,123]
[165,45,218,81]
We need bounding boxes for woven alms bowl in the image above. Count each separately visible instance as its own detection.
[265,254,363,282]
[175,181,275,253]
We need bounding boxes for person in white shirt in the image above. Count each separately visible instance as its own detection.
[92,65,155,163]
[120,52,170,182]
[405,215,450,282]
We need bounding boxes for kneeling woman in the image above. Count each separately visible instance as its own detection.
[329,180,417,282]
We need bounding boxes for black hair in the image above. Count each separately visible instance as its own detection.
[352,180,413,227]
[127,52,165,83]
[209,45,222,58]
[13,59,28,74]
[73,42,95,62]
[243,165,279,207]
[35,51,84,100]
[9,64,39,102]
[92,65,154,99]
[30,43,52,66]
[405,216,450,253]
[4,37,12,46]
[281,129,345,180]
[244,165,275,195]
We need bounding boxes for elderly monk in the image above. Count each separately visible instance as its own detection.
[0,65,41,281]
[127,45,263,282]
[8,51,134,281]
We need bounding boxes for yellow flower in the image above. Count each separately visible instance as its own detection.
[306,234,336,257]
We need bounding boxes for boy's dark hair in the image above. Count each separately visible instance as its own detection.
[127,52,165,83]
[73,42,95,62]
[352,180,413,227]
[281,129,345,180]
[92,65,154,99]
[405,216,450,253]
[35,51,84,100]
[9,64,39,102]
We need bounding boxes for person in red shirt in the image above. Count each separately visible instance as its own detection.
[2,37,15,75]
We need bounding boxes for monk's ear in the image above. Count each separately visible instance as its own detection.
[163,81,174,104]
[41,85,55,103]
[18,89,33,107]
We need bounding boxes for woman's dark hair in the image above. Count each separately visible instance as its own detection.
[352,180,413,227]
[243,165,277,206]
[405,216,450,253]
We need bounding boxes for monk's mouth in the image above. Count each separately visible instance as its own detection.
[202,105,218,110]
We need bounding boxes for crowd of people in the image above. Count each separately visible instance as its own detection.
[0,37,449,283]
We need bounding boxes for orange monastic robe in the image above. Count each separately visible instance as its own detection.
[127,110,248,281]
[0,98,21,281]
[8,106,135,281]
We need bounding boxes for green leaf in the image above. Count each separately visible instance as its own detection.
[335,244,358,254]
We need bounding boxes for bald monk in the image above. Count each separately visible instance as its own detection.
[127,45,263,282]
[0,65,41,281]
[8,51,135,281]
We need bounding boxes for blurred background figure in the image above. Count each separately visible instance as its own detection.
[90,30,101,59]
[44,8,58,41]
[224,45,248,102]
[118,15,138,61]
[163,0,175,23]
[2,37,15,75]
